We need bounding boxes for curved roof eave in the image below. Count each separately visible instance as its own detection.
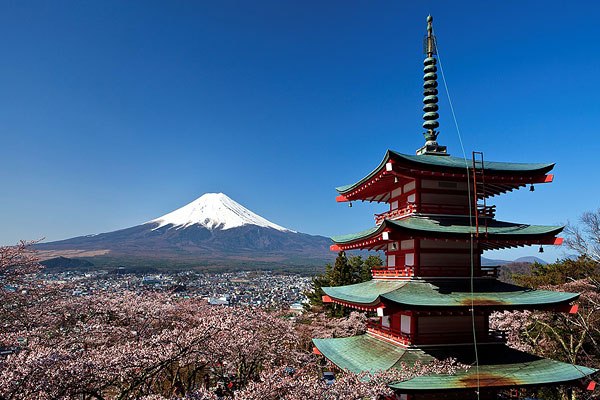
[380,280,580,308]
[336,150,393,194]
[335,150,556,195]
[321,279,579,309]
[322,280,406,306]
[312,335,597,390]
[331,224,385,244]
[331,217,564,245]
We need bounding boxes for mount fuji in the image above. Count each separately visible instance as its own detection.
[148,193,294,233]
[35,193,333,270]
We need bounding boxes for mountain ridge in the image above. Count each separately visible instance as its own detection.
[35,193,333,270]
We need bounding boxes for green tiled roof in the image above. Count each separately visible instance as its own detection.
[313,335,407,372]
[331,216,563,244]
[323,280,405,306]
[313,335,596,390]
[331,224,386,244]
[336,150,555,194]
[322,279,579,308]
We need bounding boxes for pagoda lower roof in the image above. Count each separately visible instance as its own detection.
[331,216,563,251]
[322,278,579,309]
[336,150,555,201]
[312,334,596,391]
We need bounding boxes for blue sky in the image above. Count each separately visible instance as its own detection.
[1,1,598,262]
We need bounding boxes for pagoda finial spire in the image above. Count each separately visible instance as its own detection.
[416,15,448,156]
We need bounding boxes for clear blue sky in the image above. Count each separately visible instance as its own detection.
[1,1,598,262]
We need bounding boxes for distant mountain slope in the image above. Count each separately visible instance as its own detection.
[513,256,548,265]
[35,193,333,270]
[481,257,511,266]
[481,256,548,266]
[40,256,94,271]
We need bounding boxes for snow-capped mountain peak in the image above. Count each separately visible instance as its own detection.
[147,193,294,232]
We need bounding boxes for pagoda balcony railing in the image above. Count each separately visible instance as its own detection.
[375,204,417,224]
[375,203,496,224]
[371,266,499,278]
[366,321,413,345]
[371,266,414,278]
[366,321,507,345]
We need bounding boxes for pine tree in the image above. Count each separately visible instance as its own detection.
[305,252,383,316]
[329,251,350,286]
[304,263,333,310]
[347,254,364,284]
[363,254,383,281]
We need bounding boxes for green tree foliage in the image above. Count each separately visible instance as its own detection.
[504,210,600,400]
[305,252,383,316]
[513,255,599,288]
[363,254,383,281]
[508,259,600,400]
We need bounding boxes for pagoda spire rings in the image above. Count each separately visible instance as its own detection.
[416,15,447,156]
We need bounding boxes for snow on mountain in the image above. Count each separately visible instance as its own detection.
[147,193,295,233]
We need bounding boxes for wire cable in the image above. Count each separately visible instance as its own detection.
[433,27,481,398]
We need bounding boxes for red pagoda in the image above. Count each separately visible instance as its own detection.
[312,15,597,399]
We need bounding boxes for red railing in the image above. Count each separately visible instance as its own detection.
[374,203,496,224]
[366,321,507,345]
[371,267,414,278]
[366,321,412,345]
[374,204,416,224]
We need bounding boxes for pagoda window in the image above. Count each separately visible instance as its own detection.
[407,193,416,203]
[400,315,412,334]
[381,315,390,328]
[391,200,399,210]
[400,239,414,250]
[387,255,396,268]
[403,181,416,193]
[405,253,415,266]
[391,187,402,199]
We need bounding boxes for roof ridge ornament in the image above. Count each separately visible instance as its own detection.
[416,15,449,156]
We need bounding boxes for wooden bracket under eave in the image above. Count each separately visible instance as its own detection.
[549,304,579,314]
[336,195,349,202]
[532,174,554,184]
[322,295,333,303]
[313,347,323,355]
[539,237,563,245]
[330,244,342,251]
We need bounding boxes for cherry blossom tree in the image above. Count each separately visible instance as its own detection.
[232,359,463,400]
[1,242,461,399]
[1,292,309,399]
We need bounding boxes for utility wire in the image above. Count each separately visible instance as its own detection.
[433,28,481,398]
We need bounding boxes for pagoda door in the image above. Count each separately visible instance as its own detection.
[390,313,402,332]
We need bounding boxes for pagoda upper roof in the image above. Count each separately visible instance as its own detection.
[312,334,596,390]
[322,279,578,309]
[336,150,555,201]
[331,216,563,251]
